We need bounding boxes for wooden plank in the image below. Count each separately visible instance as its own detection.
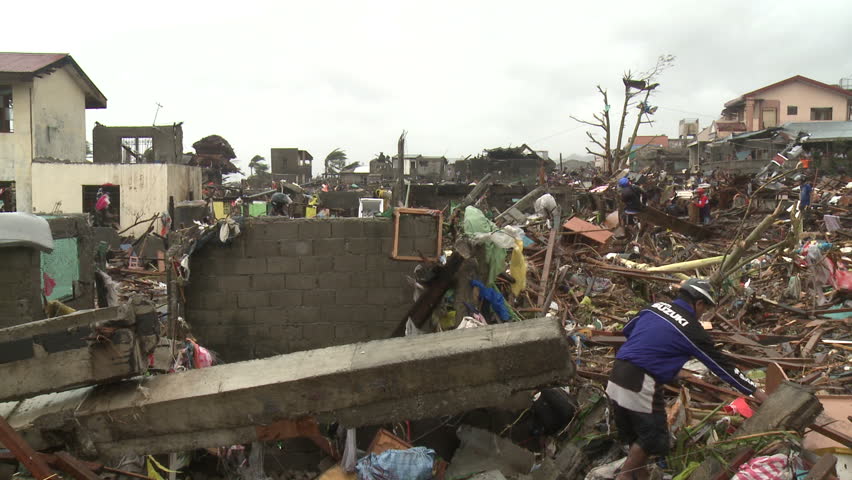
[810,413,852,449]
[803,453,837,480]
[55,451,103,480]
[494,186,546,227]
[801,328,824,357]
[765,362,788,395]
[456,174,494,211]
[393,252,464,335]
[537,207,561,307]
[635,205,711,239]
[679,372,740,401]
[0,416,55,480]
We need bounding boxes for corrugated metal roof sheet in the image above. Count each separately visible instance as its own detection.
[0,52,68,73]
[782,121,852,142]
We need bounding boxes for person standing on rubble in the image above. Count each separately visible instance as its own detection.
[693,187,710,224]
[607,278,768,480]
[268,192,292,217]
[619,177,645,227]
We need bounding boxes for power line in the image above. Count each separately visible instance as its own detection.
[531,123,586,144]
[657,106,718,118]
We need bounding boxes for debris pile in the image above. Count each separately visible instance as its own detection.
[2,166,851,480]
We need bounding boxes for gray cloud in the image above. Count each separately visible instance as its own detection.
[4,0,851,173]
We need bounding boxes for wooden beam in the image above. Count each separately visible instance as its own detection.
[804,453,837,480]
[494,186,546,227]
[55,451,103,480]
[393,251,464,335]
[538,207,561,307]
[0,416,56,480]
[635,206,711,239]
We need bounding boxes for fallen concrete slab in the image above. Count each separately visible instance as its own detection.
[3,318,574,458]
[0,305,147,402]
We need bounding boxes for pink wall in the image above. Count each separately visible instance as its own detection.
[746,81,849,130]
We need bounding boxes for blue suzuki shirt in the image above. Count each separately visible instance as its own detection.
[616,298,757,395]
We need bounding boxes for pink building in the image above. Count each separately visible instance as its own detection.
[721,75,852,132]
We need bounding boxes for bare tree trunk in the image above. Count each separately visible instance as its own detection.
[617,89,654,172]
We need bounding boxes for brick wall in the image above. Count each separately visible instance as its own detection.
[0,247,43,328]
[184,216,438,362]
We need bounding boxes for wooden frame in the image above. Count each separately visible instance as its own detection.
[391,207,443,261]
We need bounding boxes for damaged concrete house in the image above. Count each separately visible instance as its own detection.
[0,52,107,213]
[271,147,314,184]
[33,124,203,237]
[455,144,556,183]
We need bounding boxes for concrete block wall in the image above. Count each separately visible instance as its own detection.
[184,216,438,362]
[0,247,42,328]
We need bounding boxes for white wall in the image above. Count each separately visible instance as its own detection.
[32,66,87,162]
[31,163,202,237]
[0,65,91,213]
[0,81,34,212]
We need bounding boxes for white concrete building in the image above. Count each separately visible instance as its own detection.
[0,53,107,213]
[31,162,202,237]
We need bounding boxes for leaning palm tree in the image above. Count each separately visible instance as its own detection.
[324,148,347,175]
[248,155,265,176]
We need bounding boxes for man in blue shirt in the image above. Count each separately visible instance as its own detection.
[800,179,812,209]
[607,278,768,480]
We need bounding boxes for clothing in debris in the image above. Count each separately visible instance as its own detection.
[356,447,436,480]
[471,279,511,322]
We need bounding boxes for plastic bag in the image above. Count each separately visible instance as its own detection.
[463,206,508,286]
[356,447,436,480]
[341,428,357,472]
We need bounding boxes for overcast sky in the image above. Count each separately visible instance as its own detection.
[6,0,852,175]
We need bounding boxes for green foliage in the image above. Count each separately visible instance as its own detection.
[248,155,268,176]
[325,148,348,174]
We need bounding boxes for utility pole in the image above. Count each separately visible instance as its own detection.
[153,102,163,125]
[559,152,563,172]
[393,130,407,207]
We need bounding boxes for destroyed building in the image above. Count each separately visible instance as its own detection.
[456,144,556,184]
[271,147,313,184]
[0,52,107,213]
[92,122,184,165]
[700,120,852,174]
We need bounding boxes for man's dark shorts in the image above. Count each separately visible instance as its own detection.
[606,359,670,456]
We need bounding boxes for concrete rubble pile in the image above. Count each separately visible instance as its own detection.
[1,164,851,480]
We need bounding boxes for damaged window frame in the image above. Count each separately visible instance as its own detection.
[120,136,154,164]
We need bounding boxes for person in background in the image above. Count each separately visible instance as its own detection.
[799,176,813,228]
[608,279,768,480]
[693,187,710,224]
[799,177,812,209]
[94,189,111,227]
[619,177,645,226]
[268,192,292,217]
